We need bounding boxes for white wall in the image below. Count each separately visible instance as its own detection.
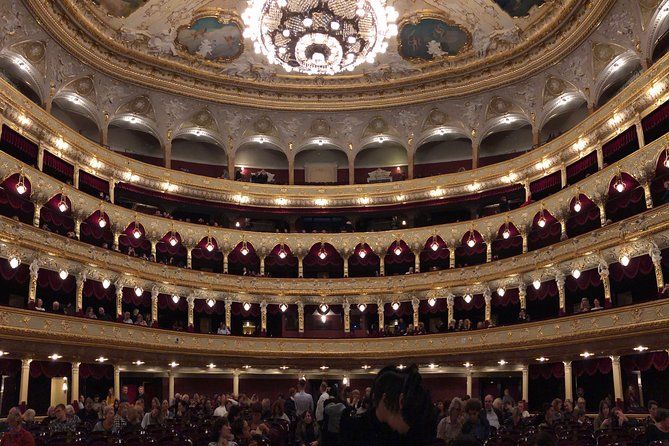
[235,145,288,169]
[172,138,227,165]
[480,125,533,158]
[295,148,348,168]
[354,143,407,168]
[51,102,101,143]
[107,125,163,159]
[540,103,589,142]
[415,138,472,165]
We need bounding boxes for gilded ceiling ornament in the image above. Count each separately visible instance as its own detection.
[91,0,148,18]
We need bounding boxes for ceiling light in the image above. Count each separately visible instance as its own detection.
[279,366,289,370]
[8,257,20,269]
[172,295,180,304]
[502,228,510,239]
[59,270,68,280]
[358,249,367,259]
[463,362,472,368]
[463,294,472,304]
[15,175,27,195]
[278,249,287,259]
[537,216,546,228]
[397,364,406,370]
[102,279,111,289]
[361,365,371,370]
[498,360,507,366]
[168,235,178,247]
[98,217,107,228]
[134,287,143,297]
[132,226,142,239]
[320,365,329,370]
[279,303,288,312]
[0,351,8,356]
[580,352,593,358]
[634,346,648,352]
[430,240,440,251]
[428,297,437,307]
[169,361,179,368]
[319,303,329,314]
[497,287,505,297]
[133,360,145,366]
[96,356,108,363]
[243,302,251,312]
[49,354,62,361]
[536,357,549,362]
[243,365,251,369]
[615,180,625,193]
[358,303,367,312]
[240,242,250,256]
[620,255,630,267]
[235,221,241,228]
[467,237,476,248]
[318,249,327,260]
[58,197,69,213]
[573,201,582,213]
[572,269,581,279]
[533,280,541,290]
[207,298,215,308]
[320,314,327,323]
[205,240,215,252]
[207,363,216,369]
[401,220,407,226]
[428,363,438,369]
[391,301,400,311]
[393,245,402,256]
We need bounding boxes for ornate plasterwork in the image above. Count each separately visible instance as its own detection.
[21,0,614,110]
[0,300,667,360]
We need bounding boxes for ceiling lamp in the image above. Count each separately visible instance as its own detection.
[634,345,648,352]
[278,245,287,259]
[132,223,142,239]
[240,241,250,256]
[361,364,371,370]
[98,216,107,228]
[59,270,68,280]
[502,226,511,240]
[537,215,547,228]
[169,361,179,368]
[430,239,440,252]
[134,287,143,297]
[96,356,108,363]
[396,364,406,370]
[243,302,252,311]
[318,244,328,260]
[358,303,367,312]
[536,357,549,362]
[572,269,581,279]
[463,294,472,304]
[205,237,215,252]
[133,360,145,366]
[207,363,216,369]
[466,232,476,248]
[15,174,27,195]
[615,178,625,193]
[102,279,111,289]
[318,303,329,314]
[49,354,62,361]
[393,243,403,256]
[58,195,69,213]
[573,199,582,213]
[320,314,327,323]
[620,255,630,267]
[391,301,400,311]
[168,233,179,247]
[463,362,472,368]
[8,257,20,269]
[358,248,367,259]
[279,303,288,312]
[532,280,541,290]
[497,287,505,297]
[207,298,216,308]
[427,297,437,307]
[498,359,507,366]
[242,0,398,75]
[172,294,180,304]
[279,365,289,370]
[579,352,593,358]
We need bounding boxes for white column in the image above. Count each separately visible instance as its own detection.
[115,282,123,320]
[611,356,623,403]
[151,286,159,326]
[643,182,654,209]
[556,271,566,315]
[413,249,420,273]
[447,294,455,323]
[233,371,240,396]
[343,300,351,333]
[260,301,267,333]
[377,299,385,331]
[71,362,80,403]
[187,295,195,328]
[563,361,573,402]
[19,359,31,404]
[113,365,120,400]
[484,288,492,323]
[298,302,304,333]
[28,262,39,307]
[518,282,527,310]
[449,247,456,268]
[225,298,232,329]
[522,365,529,403]
[650,244,665,290]
[411,298,420,328]
[599,262,612,307]
[486,239,492,263]
[168,372,175,402]
[186,246,193,269]
[76,272,86,314]
[466,370,473,397]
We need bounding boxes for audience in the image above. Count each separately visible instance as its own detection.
[1,407,34,446]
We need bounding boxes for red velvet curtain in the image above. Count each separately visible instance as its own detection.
[0,260,29,283]
[621,351,669,372]
[567,151,598,181]
[29,361,71,378]
[602,126,638,162]
[43,151,74,179]
[574,358,612,377]
[0,125,38,160]
[79,364,113,380]
[530,362,565,380]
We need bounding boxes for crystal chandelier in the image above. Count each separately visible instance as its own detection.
[242,0,398,75]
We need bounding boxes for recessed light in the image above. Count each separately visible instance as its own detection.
[397,364,406,370]
[279,366,289,370]
[49,354,62,361]
[169,361,179,368]
[498,360,507,366]
[536,357,549,362]
[634,346,648,352]
[361,365,371,370]
[463,362,473,368]
[133,360,145,366]
[243,365,251,369]
[320,365,329,370]
[428,363,438,369]
[96,357,108,363]
[207,363,216,369]
[580,352,593,358]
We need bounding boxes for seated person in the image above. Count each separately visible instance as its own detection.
[122,312,134,324]
[591,298,604,310]
[48,404,78,434]
[644,407,669,444]
[217,323,231,335]
[85,307,97,319]
[34,298,45,312]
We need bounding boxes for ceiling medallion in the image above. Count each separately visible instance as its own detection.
[242,0,398,75]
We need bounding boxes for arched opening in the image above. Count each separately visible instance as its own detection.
[492,221,522,260]
[455,230,485,267]
[235,143,288,184]
[605,172,646,222]
[80,210,113,248]
[384,240,415,276]
[50,98,101,144]
[228,241,260,276]
[171,136,227,178]
[566,193,601,237]
[39,194,74,237]
[294,147,348,185]
[0,60,41,106]
[596,59,643,107]
[348,243,380,277]
[419,236,449,271]
[265,244,298,278]
[119,222,151,258]
[192,236,223,273]
[156,231,187,267]
[107,120,163,166]
[354,142,407,184]
[528,209,561,251]
[414,134,472,177]
[303,243,343,278]
[0,172,34,224]
[539,98,589,144]
[479,123,533,167]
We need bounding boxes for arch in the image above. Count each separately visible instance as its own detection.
[156,231,187,266]
[528,209,561,251]
[234,140,289,184]
[39,194,74,236]
[353,140,408,184]
[566,193,601,238]
[119,221,151,257]
[594,52,643,107]
[0,51,43,105]
[294,146,349,185]
[384,240,415,276]
[414,130,473,177]
[348,242,380,277]
[265,243,298,278]
[170,134,228,178]
[479,115,533,166]
[192,236,223,273]
[50,97,101,144]
[303,242,343,278]
[538,94,589,144]
[80,210,113,248]
[228,241,260,276]
[455,230,486,267]
[605,171,647,223]
[420,236,450,271]
[0,172,34,224]
[107,117,163,166]
[492,221,522,260]
[646,0,669,62]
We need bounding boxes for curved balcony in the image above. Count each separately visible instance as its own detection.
[1,55,668,213]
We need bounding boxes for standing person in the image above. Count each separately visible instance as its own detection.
[294,379,314,418]
[136,386,146,408]
[0,407,34,446]
[315,382,330,425]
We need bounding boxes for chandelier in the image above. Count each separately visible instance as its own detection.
[242,0,398,75]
